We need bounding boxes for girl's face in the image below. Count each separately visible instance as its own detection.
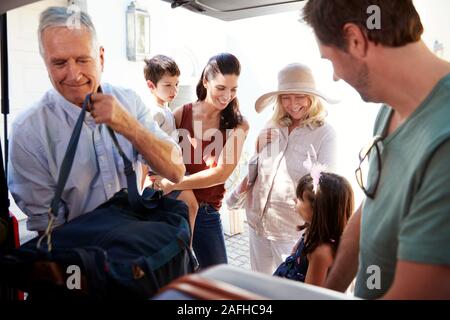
[295,193,313,223]
[204,73,239,110]
[280,94,311,122]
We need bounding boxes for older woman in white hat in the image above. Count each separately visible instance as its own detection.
[228,63,338,275]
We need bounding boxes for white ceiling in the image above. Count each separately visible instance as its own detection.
[161,0,306,21]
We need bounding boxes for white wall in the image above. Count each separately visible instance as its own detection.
[414,0,450,61]
[86,0,229,107]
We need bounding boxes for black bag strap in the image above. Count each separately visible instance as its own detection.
[106,127,163,212]
[38,94,91,250]
[49,94,90,217]
[105,127,142,209]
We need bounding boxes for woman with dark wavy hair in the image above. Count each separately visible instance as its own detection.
[156,53,249,268]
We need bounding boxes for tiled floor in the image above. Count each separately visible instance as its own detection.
[224,222,251,270]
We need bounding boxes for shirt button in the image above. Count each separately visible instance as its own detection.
[107,184,112,189]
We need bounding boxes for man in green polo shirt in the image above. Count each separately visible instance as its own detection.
[303,0,450,299]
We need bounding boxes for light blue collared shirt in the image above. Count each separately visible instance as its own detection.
[8,83,176,231]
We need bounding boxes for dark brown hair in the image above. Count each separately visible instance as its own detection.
[296,172,354,255]
[196,53,243,130]
[303,0,423,50]
[143,54,180,84]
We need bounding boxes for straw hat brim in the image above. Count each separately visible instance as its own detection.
[255,88,339,113]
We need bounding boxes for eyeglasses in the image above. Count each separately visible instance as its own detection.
[355,135,383,199]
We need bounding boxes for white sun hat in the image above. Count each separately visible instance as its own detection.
[255,63,338,113]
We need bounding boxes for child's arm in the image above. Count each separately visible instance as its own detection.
[176,190,198,244]
[305,244,334,287]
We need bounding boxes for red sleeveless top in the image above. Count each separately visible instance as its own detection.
[179,103,227,209]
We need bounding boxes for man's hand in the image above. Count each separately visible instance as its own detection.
[90,93,133,134]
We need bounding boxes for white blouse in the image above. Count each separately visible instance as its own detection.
[245,122,337,241]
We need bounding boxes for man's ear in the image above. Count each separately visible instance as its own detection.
[342,23,369,58]
[99,46,105,72]
[146,80,156,90]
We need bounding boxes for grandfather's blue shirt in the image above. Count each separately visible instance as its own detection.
[8,83,176,231]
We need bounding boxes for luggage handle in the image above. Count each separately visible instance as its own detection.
[159,273,268,300]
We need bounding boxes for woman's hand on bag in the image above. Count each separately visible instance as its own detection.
[160,178,176,195]
[150,175,176,195]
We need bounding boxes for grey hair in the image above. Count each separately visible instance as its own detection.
[38,6,99,55]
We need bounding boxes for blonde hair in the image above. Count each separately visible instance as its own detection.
[271,94,327,128]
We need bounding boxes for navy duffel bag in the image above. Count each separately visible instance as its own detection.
[0,93,196,299]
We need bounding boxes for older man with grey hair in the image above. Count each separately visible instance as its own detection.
[8,7,185,232]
